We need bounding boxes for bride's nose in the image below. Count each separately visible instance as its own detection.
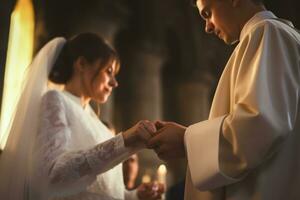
[109,76,118,88]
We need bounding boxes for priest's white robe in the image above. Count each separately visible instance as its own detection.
[184,11,300,200]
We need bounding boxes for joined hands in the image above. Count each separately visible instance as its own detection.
[148,121,187,160]
[122,120,187,160]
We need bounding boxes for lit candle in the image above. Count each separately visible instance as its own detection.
[157,164,167,199]
[157,164,167,185]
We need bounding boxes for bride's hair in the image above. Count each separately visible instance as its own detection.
[49,32,120,84]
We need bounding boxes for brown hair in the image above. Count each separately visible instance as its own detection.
[49,32,120,84]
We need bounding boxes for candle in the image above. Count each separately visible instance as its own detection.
[157,164,167,199]
[157,164,167,185]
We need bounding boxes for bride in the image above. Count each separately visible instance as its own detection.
[0,33,164,200]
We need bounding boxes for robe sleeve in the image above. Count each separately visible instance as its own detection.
[185,21,300,190]
[36,90,136,196]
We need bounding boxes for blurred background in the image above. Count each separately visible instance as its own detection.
[1,0,299,198]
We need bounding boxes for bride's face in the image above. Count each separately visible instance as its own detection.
[81,59,118,103]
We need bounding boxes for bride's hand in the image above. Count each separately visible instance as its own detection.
[122,120,156,148]
[137,182,165,200]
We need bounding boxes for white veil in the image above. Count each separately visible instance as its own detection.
[0,37,66,199]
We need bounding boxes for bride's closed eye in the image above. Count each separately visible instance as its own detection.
[107,67,113,74]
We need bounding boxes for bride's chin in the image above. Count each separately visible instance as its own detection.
[94,95,109,104]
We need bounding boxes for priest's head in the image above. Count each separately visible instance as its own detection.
[194,0,265,44]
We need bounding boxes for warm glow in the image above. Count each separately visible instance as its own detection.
[141,174,151,183]
[157,164,167,184]
[0,0,34,149]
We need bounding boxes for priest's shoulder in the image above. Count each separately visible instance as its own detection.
[251,18,296,38]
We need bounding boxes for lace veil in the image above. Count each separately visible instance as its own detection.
[0,37,66,199]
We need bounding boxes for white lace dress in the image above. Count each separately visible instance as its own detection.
[33,90,139,200]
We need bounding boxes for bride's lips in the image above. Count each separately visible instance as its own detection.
[104,88,112,94]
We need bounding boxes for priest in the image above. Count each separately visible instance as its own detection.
[148,0,300,199]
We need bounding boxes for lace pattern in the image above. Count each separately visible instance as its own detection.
[33,90,137,199]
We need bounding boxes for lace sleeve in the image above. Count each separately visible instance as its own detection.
[36,90,136,195]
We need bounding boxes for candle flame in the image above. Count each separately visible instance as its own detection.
[142,174,151,183]
[158,164,167,174]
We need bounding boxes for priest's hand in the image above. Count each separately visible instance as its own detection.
[122,120,156,148]
[147,121,187,160]
[137,182,165,200]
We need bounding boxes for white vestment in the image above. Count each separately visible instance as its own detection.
[184,11,300,200]
[33,89,139,200]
